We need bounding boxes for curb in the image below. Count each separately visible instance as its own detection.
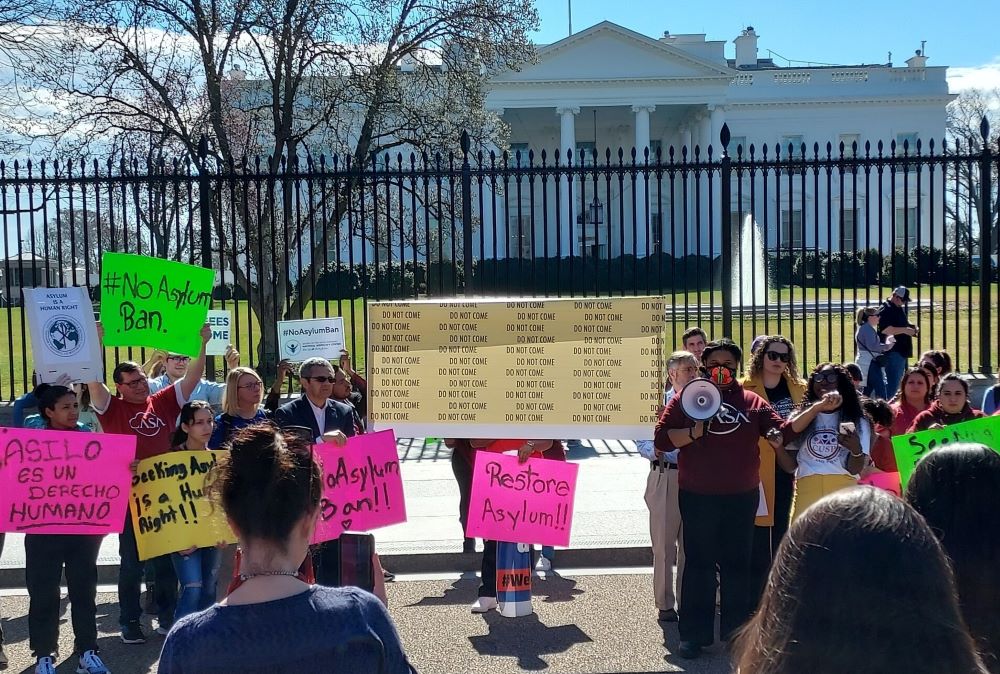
[0,546,653,590]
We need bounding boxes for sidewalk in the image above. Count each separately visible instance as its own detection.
[0,439,655,588]
[0,572,732,673]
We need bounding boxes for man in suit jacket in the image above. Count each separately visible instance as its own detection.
[272,357,356,443]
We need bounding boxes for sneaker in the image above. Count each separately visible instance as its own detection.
[382,569,396,583]
[119,623,146,645]
[34,657,56,674]
[0,644,8,668]
[76,650,110,674]
[534,555,552,573]
[470,596,498,613]
[155,622,172,636]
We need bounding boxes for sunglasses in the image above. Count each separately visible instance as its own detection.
[765,351,791,363]
[304,376,337,384]
[812,371,839,384]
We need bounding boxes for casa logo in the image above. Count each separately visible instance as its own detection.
[806,429,841,460]
[708,403,751,435]
[128,412,167,437]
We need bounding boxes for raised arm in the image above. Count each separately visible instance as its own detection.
[180,324,212,401]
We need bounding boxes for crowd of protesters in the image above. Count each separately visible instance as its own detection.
[1,282,998,673]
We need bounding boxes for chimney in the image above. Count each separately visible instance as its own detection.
[734,26,758,68]
[905,49,928,68]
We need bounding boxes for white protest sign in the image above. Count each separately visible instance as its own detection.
[24,287,103,383]
[206,310,232,356]
[277,317,346,362]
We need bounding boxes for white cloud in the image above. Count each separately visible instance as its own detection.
[947,57,1000,92]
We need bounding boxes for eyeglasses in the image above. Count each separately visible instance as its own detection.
[304,376,336,384]
[764,351,791,363]
[238,382,262,390]
[118,378,147,389]
[812,371,839,384]
[167,355,191,363]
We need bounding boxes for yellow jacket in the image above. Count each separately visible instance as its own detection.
[741,372,807,526]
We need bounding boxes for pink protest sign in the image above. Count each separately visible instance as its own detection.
[859,471,902,497]
[466,451,578,547]
[0,427,136,534]
[312,429,407,544]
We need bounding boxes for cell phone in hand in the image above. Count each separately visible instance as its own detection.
[839,422,856,435]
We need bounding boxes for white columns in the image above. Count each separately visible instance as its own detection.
[698,112,712,255]
[680,125,693,256]
[633,105,655,256]
[557,106,579,258]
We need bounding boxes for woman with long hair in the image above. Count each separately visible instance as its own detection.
[169,401,223,622]
[210,367,269,448]
[907,373,984,432]
[742,336,806,598]
[854,306,892,398]
[781,363,871,522]
[24,384,110,674]
[906,444,1000,672]
[159,424,415,673]
[732,487,988,674]
[890,367,934,435]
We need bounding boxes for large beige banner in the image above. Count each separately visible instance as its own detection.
[367,297,666,439]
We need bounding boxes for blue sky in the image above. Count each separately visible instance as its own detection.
[534,0,1000,70]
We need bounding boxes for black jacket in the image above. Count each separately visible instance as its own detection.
[271,394,356,442]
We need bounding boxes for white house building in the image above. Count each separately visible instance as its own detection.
[481,22,954,261]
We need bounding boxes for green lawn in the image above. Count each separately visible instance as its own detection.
[2,286,996,399]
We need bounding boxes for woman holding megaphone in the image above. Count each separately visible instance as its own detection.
[654,339,795,661]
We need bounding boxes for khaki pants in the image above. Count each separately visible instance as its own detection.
[644,464,685,611]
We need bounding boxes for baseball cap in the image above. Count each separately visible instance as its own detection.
[892,286,911,302]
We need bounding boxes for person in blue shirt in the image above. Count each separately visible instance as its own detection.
[147,346,240,408]
[209,366,285,448]
[158,424,414,673]
[636,350,699,623]
[12,371,41,426]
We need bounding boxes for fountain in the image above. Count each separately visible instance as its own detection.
[731,213,768,307]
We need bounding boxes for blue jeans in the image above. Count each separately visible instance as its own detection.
[171,547,221,621]
[883,351,907,399]
[864,360,888,400]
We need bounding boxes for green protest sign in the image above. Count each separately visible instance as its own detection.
[100,253,214,356]
[891,415,1000,490]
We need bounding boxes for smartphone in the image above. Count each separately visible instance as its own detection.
[317,533,375,593]
[839,421,856,435]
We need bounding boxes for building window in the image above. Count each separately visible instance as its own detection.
[841,207,858,251]
[780,209,805,248]
[508,215,533,258]
[575,141,596,167]
[838,134,861,155]
[895,133,918,153]
[729,136,748,157]
[509,142,531,167]
[894,207,918,249]
[651,213,663,252]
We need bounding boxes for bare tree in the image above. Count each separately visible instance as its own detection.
[18,0,536,364]
[945,88,999,255]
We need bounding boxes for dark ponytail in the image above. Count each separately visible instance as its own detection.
[208,423,321,548]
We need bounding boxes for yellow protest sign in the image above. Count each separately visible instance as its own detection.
[130,451,235,560]
[368,297,666,439]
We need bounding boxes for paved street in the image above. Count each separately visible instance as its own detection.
[0,571,733,673]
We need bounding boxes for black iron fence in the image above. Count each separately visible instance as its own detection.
[0,121,997,399]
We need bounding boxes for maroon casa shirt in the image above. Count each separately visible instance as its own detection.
[654,384,784,495]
